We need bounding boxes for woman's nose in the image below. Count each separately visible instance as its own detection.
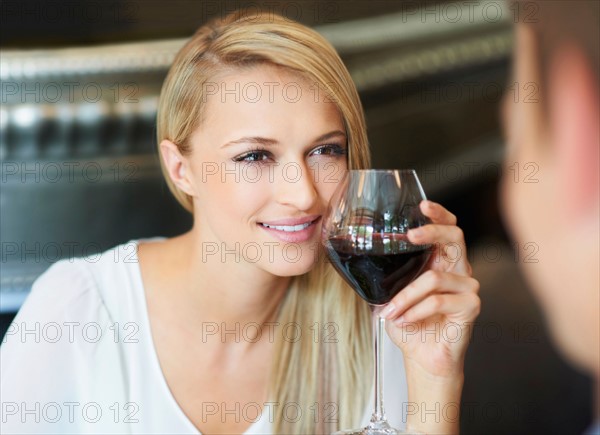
[274,161,318,211]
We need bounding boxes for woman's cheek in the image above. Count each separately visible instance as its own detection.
[218,173,270,213]
[310,159,347,199]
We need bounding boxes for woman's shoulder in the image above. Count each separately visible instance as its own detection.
[0,238,166,434]
[18,254,100,321]
[0,237,167,380]
[16,237,167,323]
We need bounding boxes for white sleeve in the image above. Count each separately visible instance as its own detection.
[0,259,128,434]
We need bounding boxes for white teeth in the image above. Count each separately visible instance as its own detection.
[262,222,311,232]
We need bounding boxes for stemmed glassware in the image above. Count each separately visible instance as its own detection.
[322,170,433,435]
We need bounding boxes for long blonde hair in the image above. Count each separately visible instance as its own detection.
[156,10,372,433]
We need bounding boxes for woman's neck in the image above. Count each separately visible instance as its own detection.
[173,229,291,329]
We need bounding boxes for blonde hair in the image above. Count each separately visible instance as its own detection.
[156,10,372,433]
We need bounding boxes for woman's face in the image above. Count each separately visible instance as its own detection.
[184,64,348,276]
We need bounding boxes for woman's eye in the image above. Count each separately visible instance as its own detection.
[312,144,347,156]
[234,151,270,162]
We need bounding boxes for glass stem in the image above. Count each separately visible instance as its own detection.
[370,310,388,426]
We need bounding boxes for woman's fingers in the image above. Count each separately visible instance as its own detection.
[408,223,465,248]
[408,224,471,273]
[419,200,457,226]
[393,292,481,326]
[381,270,480,321]
[407,202,472,276]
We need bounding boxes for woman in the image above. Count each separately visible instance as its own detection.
[1,10,480,435]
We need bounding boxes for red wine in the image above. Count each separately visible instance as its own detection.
[325,234,433,305]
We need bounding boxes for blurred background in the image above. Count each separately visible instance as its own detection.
[0,0,593,433]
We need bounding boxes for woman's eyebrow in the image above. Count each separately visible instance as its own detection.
[314,130,346,143]
[220,136,278,149]
[220,130,346,149]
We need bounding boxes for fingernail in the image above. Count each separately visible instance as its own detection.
[394,315,405,326]
[379,303,396,319]
[410,228,423,237]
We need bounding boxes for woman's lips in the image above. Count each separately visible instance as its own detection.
[258,216,321,243]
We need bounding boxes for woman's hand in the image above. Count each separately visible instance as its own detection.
[381,200,480,433]
[382,199,480,376]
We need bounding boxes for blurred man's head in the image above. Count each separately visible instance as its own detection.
[501,0,599,376]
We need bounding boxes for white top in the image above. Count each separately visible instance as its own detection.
[1,238,408,434]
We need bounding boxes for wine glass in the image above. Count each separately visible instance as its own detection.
[322,169,433,435]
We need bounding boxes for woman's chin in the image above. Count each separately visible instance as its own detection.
[261,257,318,278]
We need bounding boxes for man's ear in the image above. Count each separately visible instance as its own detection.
[159,140,196,196]
[548,44,600,218]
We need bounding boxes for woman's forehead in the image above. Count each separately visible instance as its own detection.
[195,65,344,143]
[202,64,311,102]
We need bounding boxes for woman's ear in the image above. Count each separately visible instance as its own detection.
[548,44,600,219]
[159,139,195,197]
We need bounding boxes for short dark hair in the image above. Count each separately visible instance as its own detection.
[514,0,599,102]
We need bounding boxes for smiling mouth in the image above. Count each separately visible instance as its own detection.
[259,217,320,232]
